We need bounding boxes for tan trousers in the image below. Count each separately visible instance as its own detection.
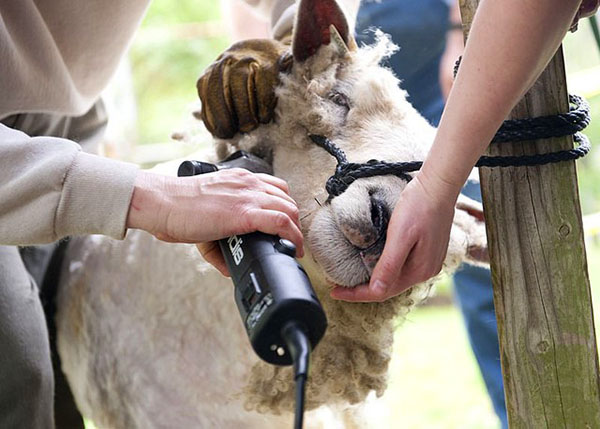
[0,101,107,429]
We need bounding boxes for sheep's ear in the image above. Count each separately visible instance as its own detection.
[455,195,489,266]
[292,0,357,63]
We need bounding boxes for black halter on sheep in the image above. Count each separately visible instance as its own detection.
[55,0,489,427]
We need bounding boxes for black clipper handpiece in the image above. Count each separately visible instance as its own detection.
[177,151,327,366]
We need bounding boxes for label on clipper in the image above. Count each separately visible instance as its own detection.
[227,235,244,265]
[246,292,274,331]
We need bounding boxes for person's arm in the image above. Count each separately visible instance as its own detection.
[0,124,303,275]
[126,166,304,275]
[421,0,581,197]
[331,0,582,302]
[0,123,138,244]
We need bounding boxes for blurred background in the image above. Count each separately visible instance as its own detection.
[98,1,600,427]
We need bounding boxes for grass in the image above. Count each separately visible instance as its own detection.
[384,306,499,429]
[380,239,600,428]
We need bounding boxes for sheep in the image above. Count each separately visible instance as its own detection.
[55,0,487,427]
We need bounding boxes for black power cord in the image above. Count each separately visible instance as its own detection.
[281,321,311,429]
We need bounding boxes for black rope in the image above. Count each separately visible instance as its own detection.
[492,94,590,143]
[310,94,591,199]
[476,132,590,168]
[310,135,419,198]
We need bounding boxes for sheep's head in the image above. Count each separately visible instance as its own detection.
[219,0,486,291]
[208,0,489,413]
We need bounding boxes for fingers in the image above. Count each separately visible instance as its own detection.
[138,168,304,261]
[196,242,230,277]
[195,202,303,275]
[225,56,278,133]
[250,193,300,231]
[330,241,438,303]
[194,168,302,239]
[262,185,296,206]
[330,238,417,302]
[330,174,457,303]
[196,39,288,139]
[229,58,260,133]
[330,282,388,302]
[199,56,273,137]
[328,187,427,302]
[360,206,420,301]
[400,239,445,284]
[243,209,304,258]
[197,59,237,139]
[219,169,299,228]
[254,173,290,191]
[333,227,445,303]
[368,233,416,296]
[252,60,278,125]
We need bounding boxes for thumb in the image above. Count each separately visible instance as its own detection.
[196,242,230,277]
[369,230,416,296]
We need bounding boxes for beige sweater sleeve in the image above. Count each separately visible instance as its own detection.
[0,124,138,245]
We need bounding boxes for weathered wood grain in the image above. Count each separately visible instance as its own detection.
[459,1,600,427]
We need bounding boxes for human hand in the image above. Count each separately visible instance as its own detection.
[127,169,303,275]
[197,39,292,139]
[196,241,229,276]
[330,172,458,302]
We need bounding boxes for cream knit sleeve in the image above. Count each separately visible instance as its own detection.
[0,124,138,245]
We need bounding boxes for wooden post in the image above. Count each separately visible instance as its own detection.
[458,1,600,427]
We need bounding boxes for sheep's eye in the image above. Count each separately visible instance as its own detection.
[328,91,351,111]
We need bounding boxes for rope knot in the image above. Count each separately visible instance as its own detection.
[325,176,346,198]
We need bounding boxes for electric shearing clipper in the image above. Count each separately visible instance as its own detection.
[178,151,327,429]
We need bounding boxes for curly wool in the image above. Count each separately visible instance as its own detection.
[243,280,435,413]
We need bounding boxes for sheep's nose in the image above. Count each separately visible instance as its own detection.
[338,195,390,251]
[369,197,390,239]
[359,197,390,274]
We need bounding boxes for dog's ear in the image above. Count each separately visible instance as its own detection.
[292,0,357,64]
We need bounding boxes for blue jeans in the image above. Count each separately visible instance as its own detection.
[355,0,448,124]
